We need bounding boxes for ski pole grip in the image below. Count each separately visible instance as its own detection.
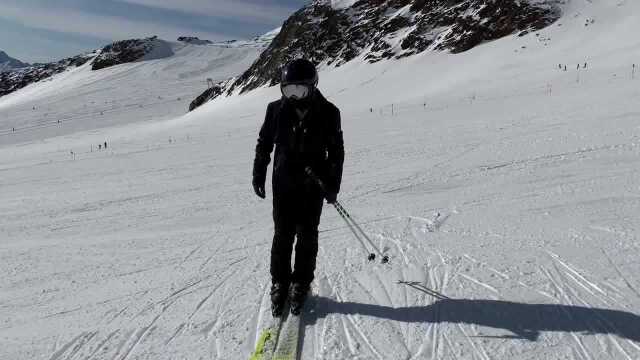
[305,166,327,192]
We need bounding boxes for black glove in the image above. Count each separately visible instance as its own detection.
[324,190,337,204]
[252,177,266,199]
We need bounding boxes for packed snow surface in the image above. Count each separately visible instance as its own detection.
[0,41,263,146]
[1,1,640,359]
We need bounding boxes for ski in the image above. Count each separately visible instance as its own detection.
[272,312,301,360]
[249,314,287,360]
[249,286,290,360]
[272,289,313,360]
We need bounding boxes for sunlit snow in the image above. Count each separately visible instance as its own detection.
[1,1,640,359]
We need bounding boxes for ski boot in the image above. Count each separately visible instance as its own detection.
[289,283,309,316]
[270,282,289,317]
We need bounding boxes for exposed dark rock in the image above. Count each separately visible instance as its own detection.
[0,50,30,72]
[0,54,93,97]
[189,85,223,112]
[178,36,213,45]
[222,0,561,97]
[92,36,172,71]
[1,36,177,98]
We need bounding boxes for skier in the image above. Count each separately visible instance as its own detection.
[252,59,344,316]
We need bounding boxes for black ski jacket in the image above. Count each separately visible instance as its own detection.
[253,90,344,196]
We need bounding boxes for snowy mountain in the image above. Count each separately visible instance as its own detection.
[0,53,94,97]
[0,32,275,145]
[92,36,174,70]
[0,50,29,72]
[2,1,640,360]
[0,31,281,102]
[2,36,209,98]
[187,28,282,111]
[1,37,168,98]
[226,0,561,95]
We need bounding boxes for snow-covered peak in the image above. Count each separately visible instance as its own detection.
[0,50,29,72]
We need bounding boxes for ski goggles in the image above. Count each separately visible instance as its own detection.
[281,84,312,100]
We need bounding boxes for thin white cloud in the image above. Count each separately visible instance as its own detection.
[116,0,297,24]
[0,3,231,43]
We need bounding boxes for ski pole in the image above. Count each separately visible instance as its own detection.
[333,201,388,263]
[333,201,376,262]
[305,167,389,264]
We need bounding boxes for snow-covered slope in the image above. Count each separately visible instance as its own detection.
[0,50,29,72]
[2,1,640,360]
[211,27,282,49]
[1,37,177,99]
[0,53,94,98]
[0,40,266,146]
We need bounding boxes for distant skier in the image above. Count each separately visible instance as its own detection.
[104,141,108,149]
[252,59,344,316]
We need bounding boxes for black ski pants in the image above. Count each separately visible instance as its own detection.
[270,184,324,288]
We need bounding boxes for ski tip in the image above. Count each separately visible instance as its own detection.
[249,329,274,360]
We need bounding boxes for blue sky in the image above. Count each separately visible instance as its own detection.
[0,0,309,63]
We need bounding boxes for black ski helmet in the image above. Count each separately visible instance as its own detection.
[281,59,318,87]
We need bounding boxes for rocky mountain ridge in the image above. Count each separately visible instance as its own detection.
[177,36,213,45]
[1,53,94,97]
[1,36,173,98]
[92,36,173,70]
[0,50,29,72]
[1,31,280,99]
[223,0,561,97]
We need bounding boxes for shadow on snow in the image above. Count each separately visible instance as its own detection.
[307,297,640,342]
